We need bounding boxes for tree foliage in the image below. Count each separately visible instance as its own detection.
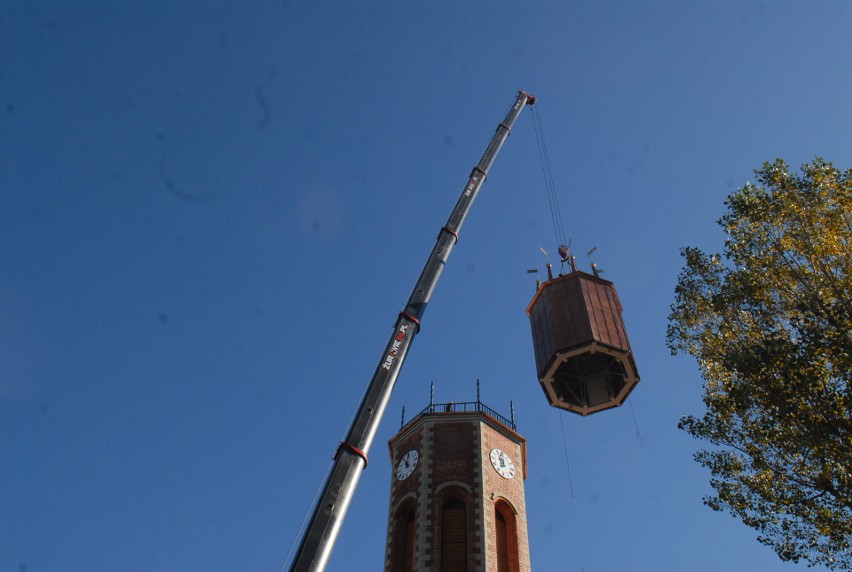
[668,158,852,569]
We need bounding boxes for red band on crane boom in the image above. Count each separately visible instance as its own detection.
[338,441,368,468]
[400,312,421,333]
[440,226,459,244]
[519,90,537,105]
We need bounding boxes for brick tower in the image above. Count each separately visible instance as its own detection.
[384,397,531,571]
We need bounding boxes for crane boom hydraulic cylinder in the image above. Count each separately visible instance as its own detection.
[288,90,535,571]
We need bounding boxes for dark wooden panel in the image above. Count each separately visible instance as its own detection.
[441,501,467,572]
[528,271,635,379]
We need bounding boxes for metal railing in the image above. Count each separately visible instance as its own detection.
[401,400,516,432]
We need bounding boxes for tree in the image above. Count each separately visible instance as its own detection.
[668,158,852,569]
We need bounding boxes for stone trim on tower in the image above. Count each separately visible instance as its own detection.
[385,406,531,572]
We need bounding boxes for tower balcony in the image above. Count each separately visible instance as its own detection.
[399,399,517,433]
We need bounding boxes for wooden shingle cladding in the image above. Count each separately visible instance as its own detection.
[527,270,639,416]
[527,270,633,375]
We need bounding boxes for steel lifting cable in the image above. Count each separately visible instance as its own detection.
[280,457,335,572]
[558,410,576,498]
[280,377,374,571]
[531,104,568,251]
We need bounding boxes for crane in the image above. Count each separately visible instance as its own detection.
[288,89,536,571]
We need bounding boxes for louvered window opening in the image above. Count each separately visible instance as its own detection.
[403,512,414,572]
[391,503,416,572]
[441,500,467,572]
[495,509,509,572]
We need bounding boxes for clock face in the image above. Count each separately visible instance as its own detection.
[490,448,516,479]
[396,449,419,481]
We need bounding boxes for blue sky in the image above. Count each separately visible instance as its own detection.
[1,2,850,571]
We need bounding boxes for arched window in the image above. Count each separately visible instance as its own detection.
[494,500,518,572]
[402,511,415,572]
[390,500,416,572]
[495,510,509,572]
[441,499,467,572]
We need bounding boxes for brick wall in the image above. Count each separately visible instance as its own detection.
[385,412,531,572]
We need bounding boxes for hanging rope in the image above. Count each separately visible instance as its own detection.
[280,457,335,571]
[558,410,576,498]
[627,396,643,444]
[280,379,375,570]
[531,104,569,252]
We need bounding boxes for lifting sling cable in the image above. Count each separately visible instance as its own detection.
[531,104,569,252]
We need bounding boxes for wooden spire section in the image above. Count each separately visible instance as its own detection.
[526,270,639,416]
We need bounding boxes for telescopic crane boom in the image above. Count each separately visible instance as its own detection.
[289,90,536,571]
